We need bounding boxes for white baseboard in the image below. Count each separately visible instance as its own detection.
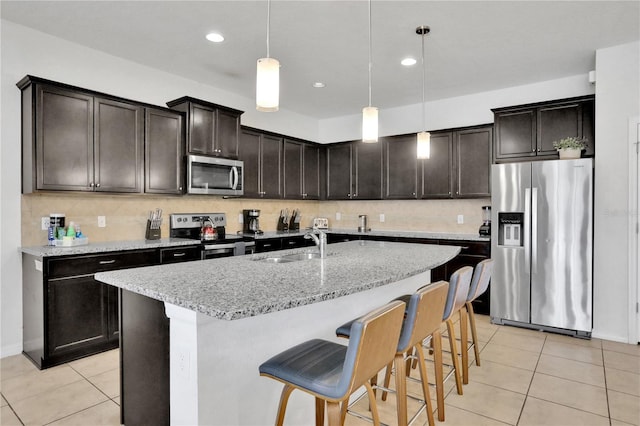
[0,343,23,359]
[591,330,630,344]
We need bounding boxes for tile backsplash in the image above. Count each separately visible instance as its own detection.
[21,193,490,246]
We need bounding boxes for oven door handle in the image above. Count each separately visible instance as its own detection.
[203,243,237,250]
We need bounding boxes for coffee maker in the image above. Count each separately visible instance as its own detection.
[479,205,491,237]
[243,209,263,234]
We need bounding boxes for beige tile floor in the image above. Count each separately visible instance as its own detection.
[1,315,639,425]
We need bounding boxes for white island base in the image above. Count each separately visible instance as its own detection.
[165,270,431,425]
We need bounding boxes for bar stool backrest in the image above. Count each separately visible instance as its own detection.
[467,259,494,302]
[442,266,473,321]
[400,281,449,352]
[339,300,406,400]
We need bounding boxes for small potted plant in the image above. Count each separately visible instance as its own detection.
[552,136,587,159]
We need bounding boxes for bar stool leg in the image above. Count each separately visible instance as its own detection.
[432,330,445,422]
[446,318,464,395]
[467,301,481,366]
[276,384,295,426]
[315,397,325,426]
[364,381,381,426]
[460,307,470,385]
[414,344,436,426]
[327,401,342,426]
[394,353,408,426]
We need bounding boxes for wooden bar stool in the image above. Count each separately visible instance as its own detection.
[336,281,449,426]
[259,300,406,426]
[428,266,473,421]
[461,259,494,384]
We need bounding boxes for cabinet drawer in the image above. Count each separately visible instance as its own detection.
[256,239,283,253]
[438,240,490,256]
[160,246,201,264]
[47,249,159,278]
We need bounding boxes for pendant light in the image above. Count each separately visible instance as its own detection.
[362,0,378,143]
[416,25,431,159]
[256,0,279,112]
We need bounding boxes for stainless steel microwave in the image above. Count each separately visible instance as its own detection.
[186,155,244,196]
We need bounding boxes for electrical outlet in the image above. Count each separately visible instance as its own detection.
[335,212,341,221]
[238,213,244,224]
[98,216,106,228]
[457,214,464,224]
[41,217,50,230]
[176,348,190,378]
[379,213,385,223]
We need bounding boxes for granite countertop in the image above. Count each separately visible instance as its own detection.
[95,240,460,321]
[20,238,199,257]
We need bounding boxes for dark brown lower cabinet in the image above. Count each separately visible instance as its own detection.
[22,249,159,369]
[47,275,112,363]
[120,289,170,426]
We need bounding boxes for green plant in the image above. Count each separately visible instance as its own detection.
[552,136,587,150]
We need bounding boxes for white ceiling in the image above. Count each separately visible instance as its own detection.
[2,1,639,119]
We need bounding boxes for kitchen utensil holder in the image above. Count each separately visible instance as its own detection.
[145,220,161,240]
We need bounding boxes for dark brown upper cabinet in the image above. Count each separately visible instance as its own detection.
[492,96,595,163]
[19,77,144,194]
[420,132,453,198]
[454,126,492,197]
[144,107,185,194]
[166,96,243,159]
[239,128,283,199]
[326,141,383,200]
[419,125,492,199]
[283,139,321,200]
[384,134,418,199]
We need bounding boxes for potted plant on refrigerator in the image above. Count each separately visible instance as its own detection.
[552,136,587,159]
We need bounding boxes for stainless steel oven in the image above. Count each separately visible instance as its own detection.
[169,213,254,258]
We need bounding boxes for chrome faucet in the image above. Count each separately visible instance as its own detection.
[305,230,327,259]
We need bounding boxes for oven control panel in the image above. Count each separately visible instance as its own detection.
[170,213,227,229]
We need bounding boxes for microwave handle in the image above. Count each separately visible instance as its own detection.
[230,166,239,190]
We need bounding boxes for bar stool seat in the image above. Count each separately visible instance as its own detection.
[259,300,406,426]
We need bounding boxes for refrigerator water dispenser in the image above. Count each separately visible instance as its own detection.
[498,212,524,247]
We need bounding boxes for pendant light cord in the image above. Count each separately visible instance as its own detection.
[266,0,271,58]
[421,30,426,132]
[368,0,372,108]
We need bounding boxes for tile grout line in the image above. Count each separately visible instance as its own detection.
[513,332,546,426]
[601,344,613,426]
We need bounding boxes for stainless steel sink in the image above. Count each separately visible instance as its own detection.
[255,252,323,263]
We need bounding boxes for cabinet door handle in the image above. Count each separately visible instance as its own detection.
[89,182,95,188]
[173,253,186,257]
[179,186,183,191]
[96,183,101,188]
[461,246,469,250]
[99,260,116,265]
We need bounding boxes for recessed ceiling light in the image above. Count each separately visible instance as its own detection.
[401,57,417,66]
[206,32,224,43]
[312,82,326,88]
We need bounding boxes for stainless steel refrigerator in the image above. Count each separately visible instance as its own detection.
[490,158,593,337]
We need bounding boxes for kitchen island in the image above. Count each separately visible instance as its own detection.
[95,240,460,425]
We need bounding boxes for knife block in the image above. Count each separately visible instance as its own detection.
[277,217,289,232]
[145,220,161,240]
[288,217,299,232]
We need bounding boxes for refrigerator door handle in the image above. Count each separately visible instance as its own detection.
[531,187,538,272]
[524,187,531,272]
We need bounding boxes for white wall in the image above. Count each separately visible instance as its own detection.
[593,40,640,342]
[319,74,594,142]
[1,19,634,356]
